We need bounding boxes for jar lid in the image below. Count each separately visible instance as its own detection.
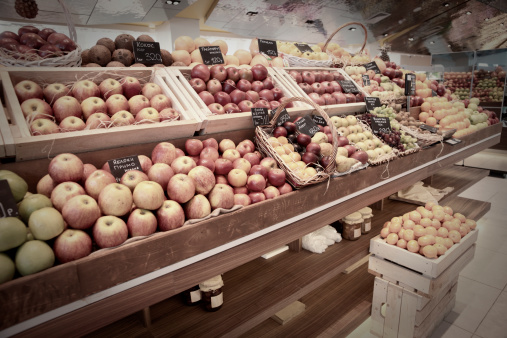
[199,275,224,292]
[344,212,362,223]
[358,207,373,217]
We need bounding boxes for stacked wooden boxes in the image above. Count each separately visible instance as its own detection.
[368,229,478,337]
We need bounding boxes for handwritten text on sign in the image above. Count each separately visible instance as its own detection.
[199,46,225,65]
[258,39,278,57]
[370,116,392,134]
[132,41,162,64]
[295,115,320,136]
[251,108,270,127]
[108,156,143,182]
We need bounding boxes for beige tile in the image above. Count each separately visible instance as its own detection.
[445,276,502,333]
[429,321,473,338]
[472,335,485,338]
[346,316,371,338]
[460,246,507,290]
[475,291,507,338]
[475,218,507,255]
[463,150,507,172]
[458,177,504,202]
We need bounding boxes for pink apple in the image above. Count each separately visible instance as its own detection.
[62,195,101,230]
[128,95,150,116]
[93,215,128,248]
[200,146,220,161]
[191,63,211,82]
[254,100,270,109]
[20,98,53,120]
[210,65,227,82]
[245,90,260,102]
[197,158,215,172]
[244,153,261,166]
[247,174,267,192]
[53,96,82,122]
[59,116,86,132]
[85,169,116,200]
[227,168,248,187]
[249,164,268,178]
[208,103,225,115]
[259,89,274,102]
[14,80,43,102]
[53,229,92,263]
[215,175,228,185]
[99,78,123,99]
[208,184,234,210]
[171,156,196,174]
[249,192,266,204]
[150,94,172,112]
[141,82,163,100]
[251,81,264,92]
[138,155,152,173]
[223,103,240,113]
[121,76,142,99]
[127,208,157,237]
[214,91,231,106]
[184,194,211,220]
[238,100,254,112]
[30,118,59,135]
[160,108,180,121]
[157,200,185,231]
[236,79,252,92]
[43,83,70,104]
[198,91,215,105]
[166,174,195,203]
[72,80,100,103]
[260,157,277,172]
[278,182,293,195]
[206,79,222,95]
[272,87,284,101]
[51,182,85,211]
[120,170,149,191]
[219,138,236,152]
[214,158,233,175]
[133,181,165,210]
[233,186,248,194]
[234,194,251,206]
[203,138,219,149]
[263,186,280,199]
[147,163,174,189]
[188,166,216,195]
[106,94,129,116]
[190,78,206,93]
[48,153,84,183]
[222,148,241,162]
[226,67,240,82]
[135,107,160,124]
[110,110,134,126]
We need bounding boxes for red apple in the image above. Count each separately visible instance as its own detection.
[14,80,43,102]
[230,89,246,105]
[252,64,268,81]
[53,229,92,263]
[238,100,254,112]
[222,79,236,94]
[244,153,261,167]
[199,91,215,105]
[249,192,266,204]
[254,100,270,109]
[214,91,231,106]
[200,146,219,161]
[191,64,211,82]
[302,152,318,165]
[343,144,357,157]
[226,67,240,82]
[297,133,311,147]
[214,158,233,175]
[259,89,274,102]
[251,81,264,92]
[202,138,219,149]
[278,182,293,195]
[260,157,277,171]
[224,103,240,114]
[166,173,195,204]
[239,68,253,82]
[263,186,280,199]
[157,200,185,231]
[48,153,84,183]
[151,142,176,165]
[208,103,225,115]
[206,79,222,95]
[245,90,260,102]
[127,208,157,237]
[236,79,252,92]
[306,142,321,156]
[350,150,368,164]
[189,78,206,93]
[267,168,286,187]
[210,65,227,82]
[208,184,234,210]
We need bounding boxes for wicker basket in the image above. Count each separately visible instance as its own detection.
[281,53,334,68]
[0,0,81,67]
[355,119,398,165]
[322,22,368,68]
[255,97,338,189]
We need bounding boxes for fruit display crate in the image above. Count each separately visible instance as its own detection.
[0,95,15,158]
[162,66,314,135]
[0,67,202,161]
[273,67,369,115]
[0,123,500,335]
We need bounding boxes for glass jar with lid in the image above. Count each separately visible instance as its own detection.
[358,207,373,234]
[199,275,224,312]
[342,212,363,240]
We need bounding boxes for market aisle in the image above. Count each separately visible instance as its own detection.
[347,174,507,338]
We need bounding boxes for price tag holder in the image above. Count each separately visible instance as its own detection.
[295,115,320,136]
[132,41,162,65]
[364,97,381,111]
[199,46,225,65]
[405,73,416,96]
[364,61,381,74]
[271,108,291,127]
[445,138,462,145]
[0,180,19,217]
[338,80,359,94]
[370,116,392,134]
[294,43,313,53]
[258,39,278,58]
[251,108,270,127]
[312,115,327,126]
[108,155,143,182]
[419,124,438,133]
[362,74,370,86]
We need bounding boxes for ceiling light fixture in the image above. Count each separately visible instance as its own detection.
[443,2,450,7]
[348,27,356,31]
[430,41,435,44]
[383,33,388,37]
[448,44,451,47]
[485,18,489,21]
[408,37,414,41]
[501,23,505,26]
[165,0,180,4]
[466,11,472,15]
[246,11,258,16]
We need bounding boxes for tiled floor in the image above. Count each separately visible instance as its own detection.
[348,173,507,338]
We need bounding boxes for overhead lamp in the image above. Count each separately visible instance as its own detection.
[448,44,451,47]
[348,27,356,31]
[430,41,435,44]
[408,37,414,41]
[466,11,472,15]
[246,11,258,16]
[443,2,450,7]
[501,23,505,26]
[165,0,180,4]
[485,18,489,21]
[383,33,388,37]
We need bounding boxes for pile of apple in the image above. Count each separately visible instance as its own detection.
[331,115,394,163]
[380,202,477,259]
[189,63,289,114]
[0,25,77,60]
[0,137,293,282]
[14,76,180,136]
[286,69,365,106]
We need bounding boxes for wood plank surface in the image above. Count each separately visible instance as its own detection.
[1,124,501,334]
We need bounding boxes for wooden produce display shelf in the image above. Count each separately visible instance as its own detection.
[0,67,201,161]
[163,67,314,135]
[0,123,501,337]
[273,67,368,115]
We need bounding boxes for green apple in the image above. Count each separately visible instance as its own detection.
[0,170,28,202]
[15,240,55,276]
[28,207,65,240]
[0,217,27,251]
[18,194,53,223]
[0,253,15,284]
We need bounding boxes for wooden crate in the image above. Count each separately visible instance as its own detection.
[272,67,368,115]
[371,276,457,338]
[163,67,315,135]
[0,78,15,158]
[0,67,201,161]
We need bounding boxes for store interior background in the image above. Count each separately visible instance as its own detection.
[0,0,506,337]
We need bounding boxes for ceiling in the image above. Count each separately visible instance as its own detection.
[0,0,506,55]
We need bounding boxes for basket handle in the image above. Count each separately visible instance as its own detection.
[322,22,368,55]
[269,96,339,173]
[58,0,77,42]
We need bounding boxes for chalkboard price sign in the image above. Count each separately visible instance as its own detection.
[364,97,381,112]
[312,115,327,126]
[251,108,270,127]
[199,46,225,65]
[419,124,438,133]
[445,138,462,145]
[405,73,416,96]
[363,61,381,74]
[271,108,291,127]
[107,155,143,183]
[294,43,313,53]
[362,74,370,86]
[338,80,359,94]
[0,180,18,217]
[295,115,320,136]
[258,39,278,57]
[370,116,392,134]
[132,41,162,64]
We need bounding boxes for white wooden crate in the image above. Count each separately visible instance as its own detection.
[0,80,15,158]
[164,66,314,135]
[371,276,457,338]
[369,228,478,278]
